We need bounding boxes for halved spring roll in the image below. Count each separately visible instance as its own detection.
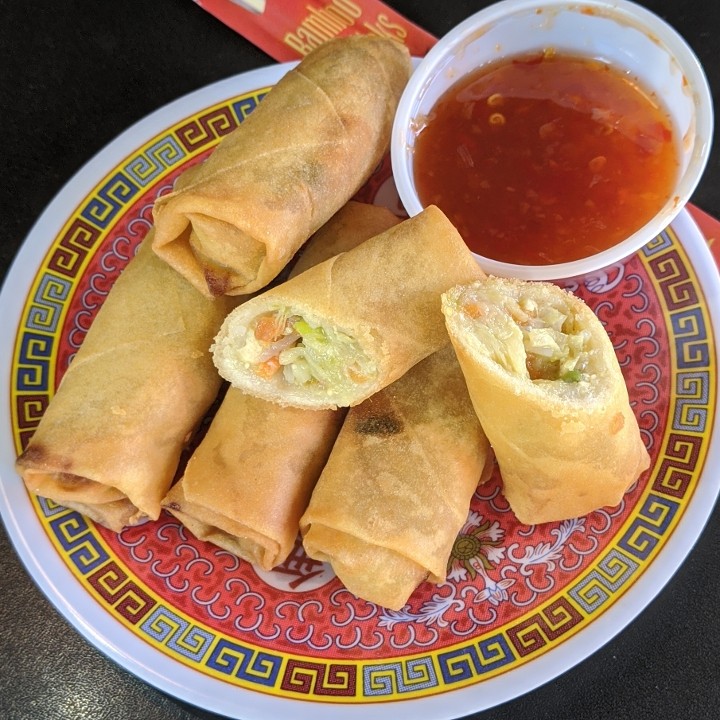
[15,233,237,531]
[151,35,412,297]
[211,205,485,410]
[162,202,401,568]
[300,345,494,611]
[441,276,651,525]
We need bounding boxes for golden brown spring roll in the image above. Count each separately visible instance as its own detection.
[212,206,485,410]
[162,202,401,568]
[15,233,237,531]
[441,276,650,525]
[151,36,412,298]
[163,395,345,570]
[300,345,494,610]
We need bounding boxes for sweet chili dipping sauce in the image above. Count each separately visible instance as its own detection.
[413,52,679,265]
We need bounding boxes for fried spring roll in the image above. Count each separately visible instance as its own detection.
[15,233,237,530]
[151,36,411,297]
[212,206,485,410]
[162,202,401,568]
[300,346,494,610]
[163,394,345,570]
[441,276,650,525]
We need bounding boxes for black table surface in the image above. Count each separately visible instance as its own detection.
[1,2,718,719]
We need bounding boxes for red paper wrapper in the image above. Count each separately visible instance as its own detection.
[193,0,435,61]
[688,204,720,265]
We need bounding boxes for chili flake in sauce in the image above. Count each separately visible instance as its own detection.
[413,53,678,265]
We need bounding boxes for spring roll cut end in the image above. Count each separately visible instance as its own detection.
[442,276,650,525]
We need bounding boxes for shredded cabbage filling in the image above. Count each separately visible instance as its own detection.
[462,291,591,382]
[236,308,377,390]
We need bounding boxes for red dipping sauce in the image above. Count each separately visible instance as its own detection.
[413,52,679,265]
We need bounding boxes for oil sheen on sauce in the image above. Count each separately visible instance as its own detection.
[413,53,679,265]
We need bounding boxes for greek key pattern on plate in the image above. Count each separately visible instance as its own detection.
[11,89,715,704]
[10,89,267,452]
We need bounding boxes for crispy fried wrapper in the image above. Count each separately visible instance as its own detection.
[15,233,237,530]
[300,345,494,610]
[152,36,411,297]
[442,276,651,525]
[212,205,485,410]
[162,202,400,568]
[163,392,345,570]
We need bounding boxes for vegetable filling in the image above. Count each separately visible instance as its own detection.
[237,308,377,390]
[461,290,591,382]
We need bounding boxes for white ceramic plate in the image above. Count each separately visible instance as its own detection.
[1,63,720,719]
